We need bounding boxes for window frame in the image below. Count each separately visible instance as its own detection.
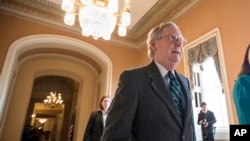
[183,28,233,140]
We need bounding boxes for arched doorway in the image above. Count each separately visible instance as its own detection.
[0,34,112,141]
[23,75,78,141]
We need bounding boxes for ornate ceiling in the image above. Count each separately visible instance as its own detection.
[0,0,203,49]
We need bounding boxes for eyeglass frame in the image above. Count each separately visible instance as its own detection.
[157,34,186,44]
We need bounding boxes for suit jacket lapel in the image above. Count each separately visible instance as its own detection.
[97,111,104,128]
[147,61,182,126]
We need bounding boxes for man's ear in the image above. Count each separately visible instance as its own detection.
[151,40,157,51]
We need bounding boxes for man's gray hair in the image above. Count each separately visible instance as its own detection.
[146,22,179,59]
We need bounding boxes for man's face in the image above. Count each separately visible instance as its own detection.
[202,104,207,111]
[152,26,185,71]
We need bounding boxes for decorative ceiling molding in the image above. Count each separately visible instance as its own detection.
[0,0,203,49]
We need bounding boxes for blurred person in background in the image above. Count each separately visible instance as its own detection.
[197,102,216,141]
[233,44,250,124]
[83,96,111,141]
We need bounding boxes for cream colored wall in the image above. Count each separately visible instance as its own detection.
[176,0,250,123]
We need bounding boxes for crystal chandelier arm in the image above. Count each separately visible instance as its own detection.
[108,0,118,13]
[81,0,93,6]
[121,8,131,26]
[62,0,74,12]
[64,12,76,26]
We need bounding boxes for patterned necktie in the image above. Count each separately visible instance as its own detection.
[167,71,184,123]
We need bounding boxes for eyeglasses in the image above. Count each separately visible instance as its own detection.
[158,34,186,43]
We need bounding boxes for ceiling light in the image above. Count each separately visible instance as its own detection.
[44,92,63,109]
[61,0,131,40]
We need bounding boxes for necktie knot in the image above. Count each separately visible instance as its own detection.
[167,71,175,81]
[167,72,179,89]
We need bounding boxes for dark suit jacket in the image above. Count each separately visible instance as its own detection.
[101,61,196,141]
[197,110,216,133]
[83,110,104,141]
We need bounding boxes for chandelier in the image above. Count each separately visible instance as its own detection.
[61,0,131,40]
[43,92,63,109]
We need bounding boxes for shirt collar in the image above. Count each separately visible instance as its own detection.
[102,110,108,114]
[155,61,171,77]
[202,109,208,113]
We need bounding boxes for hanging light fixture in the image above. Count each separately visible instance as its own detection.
[43,92,63,109]
[61,0,131,40]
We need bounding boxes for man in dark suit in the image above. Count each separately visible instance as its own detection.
[197,102,216,141]
[101,22,196,141]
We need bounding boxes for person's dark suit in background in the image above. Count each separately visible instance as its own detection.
[197,102,216,141]
[83,96,111,141]
[101,22,196,141]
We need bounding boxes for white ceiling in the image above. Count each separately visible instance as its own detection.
[125,0,159,29]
